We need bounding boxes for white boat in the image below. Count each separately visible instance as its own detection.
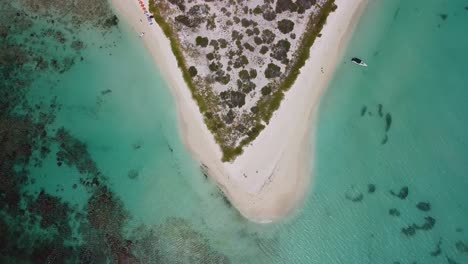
[351,57,368,67]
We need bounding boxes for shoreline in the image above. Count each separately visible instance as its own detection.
[111,0,368,223]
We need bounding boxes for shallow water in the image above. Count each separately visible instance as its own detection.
[1,0,468,263]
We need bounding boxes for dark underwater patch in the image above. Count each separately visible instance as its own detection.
[430,238,442,257]
[390,186,409,199]
[416,202,431,212]
[361,105,367,116]
[389,208,400,217]
[455,241,468,254]
[345,186,364,202]
[439,14,448,21]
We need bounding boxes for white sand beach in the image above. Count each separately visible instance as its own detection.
[111,0,367,223]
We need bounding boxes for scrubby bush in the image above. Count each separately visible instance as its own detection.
[297,0,316,10]
[215,71,230,85]
[188,4,210,16]
[219,74,230,85]
[241,18,252,27]
[206,16,216,30]
[238,69,250,81]
[233,55,249,68]
[254,36,263,45]
[175,15,193,27]
[209,61,220,71]
[265,63,281,78]
[332,3,338,12]
[278,19,295,34]
[175,5,209,28]
[249,69,257,79]
[259,46,269,55]
[168,0,186,11]
[206,52,215,60]
[188,66,197,77]
[253,27,260,35]
[253,6,262,14]
[209,39,219,50]
[243,42,255,52]
[276,0,297,13]
[271,39,290,64]
[231,30,242,41]
[261,29,276,44]
[241,81,256,93]
[262,9,276,21]
[218,38,228,49]
[261,85,272,95]
[196,36,209,47]
[223,110,235,124]
[220,90,246,108]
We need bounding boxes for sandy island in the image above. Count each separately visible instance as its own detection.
[111,0,367,223]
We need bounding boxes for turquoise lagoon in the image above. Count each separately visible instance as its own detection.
[1,0,468,263]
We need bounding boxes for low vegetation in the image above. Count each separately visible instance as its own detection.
[150,0,337,162]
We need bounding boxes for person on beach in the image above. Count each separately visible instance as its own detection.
[139,32,145,38]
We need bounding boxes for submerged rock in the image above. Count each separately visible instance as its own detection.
[381,134,388,145]
[389,208,400,217]
[378,104,383,117]
[430,238,442,257]
[128,169,139,180]
[101,89,112,95]
[446,256,459,264]
[416,216,436,231]
[361,105,367,116]
[385,113,392,132]
[402,225,416,237]
[345,186,364,202]
[416,202,431,212]
[455,241,468,254]
[368,184,376,193]
[390,186,409,199]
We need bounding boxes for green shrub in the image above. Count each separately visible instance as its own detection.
[243,42,255,52]
[261,86,272,96]
[206,52,215,60]
[262,9,276,21]
[238,69,250,80]
[220,90,246,108]
[270,39,291,63]
[209,62,220,71]
[196,36,209,47]
[261,29,276,44]
[188,66,197,77]
[253,6,262,14]
[249,69,257,79]
[278,19,295,34]
[259,46,269,54]
[264,63,281,78]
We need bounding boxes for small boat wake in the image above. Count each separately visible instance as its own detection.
[351,57,368,67]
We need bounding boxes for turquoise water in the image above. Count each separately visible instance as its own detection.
[2,0,468,263]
